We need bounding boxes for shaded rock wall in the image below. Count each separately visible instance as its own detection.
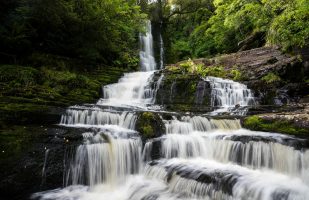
[152,70,212,112]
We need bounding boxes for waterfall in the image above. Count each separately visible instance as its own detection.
[94,20,159,109]
[159,33,164,69]
[65,132,142,186]
[60,108,137,130]
[33,19,309,200]
[139,21,156,72]
[164,116,241,134]
[145,158,309,200]
[145,133,309,179]
[205,76,256,114]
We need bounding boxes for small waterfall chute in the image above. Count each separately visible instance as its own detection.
[205,76,256,115]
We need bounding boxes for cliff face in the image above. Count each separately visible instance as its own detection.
[152,46,309,112]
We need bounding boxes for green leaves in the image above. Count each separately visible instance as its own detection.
[162,0,308,61]
[267,0,309,50]
[0,0,146,67]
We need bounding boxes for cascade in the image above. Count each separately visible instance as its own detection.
[60,107,137,129]
[205,76,256,114]
[33,19,309,200]
[159,33,164,69]
[64,132,142,186]
[145,158,309,200]
[139,20,156,72]
[96,20,159,109]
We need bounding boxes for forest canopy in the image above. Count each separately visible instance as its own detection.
[0,0,308,66]
[0,0,146,67]
[153,0,309,62]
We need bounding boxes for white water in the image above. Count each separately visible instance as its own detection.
[205,76,256,115]
[96,20,158,109]
[145,158,309,200]
[97,71,155,108]
[33,21,309,200]
[65,131,142,186]
[140,20,156,72]
[159,33,164,69]
[60,108,137,129]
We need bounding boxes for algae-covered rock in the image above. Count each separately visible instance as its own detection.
[135,112,165,140]
[152,70,212,112]
[242,105,309,136]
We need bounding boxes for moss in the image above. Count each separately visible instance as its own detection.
[135,112,164,139]
[230,69,244,81]
[190,82,197,93]
[0,64,129,124]
[140,124,154,138]
[166,65,181,73]
[243,115,309,135]
[261,72,281,84]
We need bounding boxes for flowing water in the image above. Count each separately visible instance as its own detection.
[32,21,309,200]
[204,76,256,115]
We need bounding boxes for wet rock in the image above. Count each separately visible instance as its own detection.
[152,70,212,112]
[243,104,309,137]
[135,112,165,141]
[161,47,308,108]
[0,125,84,200]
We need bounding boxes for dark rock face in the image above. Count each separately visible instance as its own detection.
[0,125,84,200]
[152,70,212,112]
[0,106,65,126]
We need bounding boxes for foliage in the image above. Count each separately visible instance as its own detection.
[230,69,243,81]
[267,0,309,50]
[176,59,244,79]
[0,0,146,67]
[0,65,128,106]
[0,65,40,87]
[261,72,281,84]
[150,0,308,62]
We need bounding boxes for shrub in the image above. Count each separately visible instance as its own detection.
[230,69,243,81]
[261,72,281,83]
[0,65,40,86]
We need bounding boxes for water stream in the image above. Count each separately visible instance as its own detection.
[32,21,309,200]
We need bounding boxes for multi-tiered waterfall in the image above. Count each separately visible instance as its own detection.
[32,21,309,200]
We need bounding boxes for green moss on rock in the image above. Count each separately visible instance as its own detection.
[135,112,165,139]
[243,115,309,135]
